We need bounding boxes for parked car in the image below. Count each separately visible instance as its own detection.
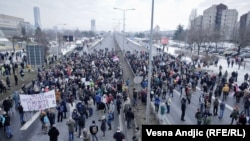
[239,53,250,58]
[223,51,236,57]
[209,49,224,54]
[230,52,240,58]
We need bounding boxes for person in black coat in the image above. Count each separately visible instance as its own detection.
[181,97,186,121]
[48,125,60,141]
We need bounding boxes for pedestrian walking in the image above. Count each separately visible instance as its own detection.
[195,108,202,125]
[47,109,56,128]
[66,117,75,141]
[100,115,107,139]
[17,102,25,125]
[213,98,219,116]
[230,106,240,125]
[166,96,171,113]
[159,101,166,121]
[48,124,60,141]
[180,97,186,121]
[2,111,13,138]
[113,127,125,141]
[78,113,86,138]
[14,73,18,85]
[72,109,80,134]
[89,120,98,141]
[56,103,64,122]
[218,100,225,119]
[107,111,113,130]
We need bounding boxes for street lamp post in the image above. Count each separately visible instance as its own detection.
[146,0,154,124]
[114,7,135,53]
[55,24,66,56]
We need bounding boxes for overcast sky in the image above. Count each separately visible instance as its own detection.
[0,0,249,32]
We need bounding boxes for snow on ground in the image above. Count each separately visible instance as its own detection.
[165,46,248,86]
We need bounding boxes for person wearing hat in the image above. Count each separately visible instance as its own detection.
[113,127,125,141]
[48,124,60,141]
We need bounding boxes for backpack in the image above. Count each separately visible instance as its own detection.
[92,125,97,134]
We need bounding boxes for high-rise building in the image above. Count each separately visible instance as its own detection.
[34,6,42,29]
[191,15,203,29]
[199,3,239,41]
[240,11,250,29]
[91,19,96,32]
[202,3,228,31]
[215,4,228,29]
[240,13,248,29]
[220,9,238,41]
[202,5,217,31]
[247,12,250,27]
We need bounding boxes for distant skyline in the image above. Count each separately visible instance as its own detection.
[33,6,42,29]
[0,0,249,32]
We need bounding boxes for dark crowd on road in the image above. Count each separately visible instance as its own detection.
[125,48,250,125]
[1,47,139,141]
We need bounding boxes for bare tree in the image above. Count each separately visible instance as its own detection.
[232,26,250,53]
[188,9,197,29]
[210,26,221,51]
[153,25,162,44]
[34,28,49,56]
[187,9,197,51]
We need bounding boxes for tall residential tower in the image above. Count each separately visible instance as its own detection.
[34,6,42,29]
[91,19,96,32]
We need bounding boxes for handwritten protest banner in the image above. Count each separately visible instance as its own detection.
[19,90,56,111]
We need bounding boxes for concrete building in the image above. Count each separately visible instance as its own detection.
[0,14,24,37]
[34,6,42,29]
[247,11,250,27]
[202,5,217,31]
[91,19,96,32]
[240,13,248,29]
[191,15,203,29]
[220,9,238,41]
[202,3,228,31]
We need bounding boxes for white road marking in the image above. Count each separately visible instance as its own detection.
[20,111,40,130]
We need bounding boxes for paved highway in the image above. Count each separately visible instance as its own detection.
[114,32,246,125]
[0,34,137,141]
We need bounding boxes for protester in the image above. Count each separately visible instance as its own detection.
[113,127,125,141]
[89,120,98,141]
[48,124,60,141]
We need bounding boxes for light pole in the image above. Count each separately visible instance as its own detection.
[113,7,135,53]
[146,0,154,124]
[55,24,66,56]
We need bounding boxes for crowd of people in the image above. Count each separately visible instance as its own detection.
[125,48,250,125]
[1,46,140,141]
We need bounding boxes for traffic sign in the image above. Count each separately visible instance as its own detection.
[161,37,168,44]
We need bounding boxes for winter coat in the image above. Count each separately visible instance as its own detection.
[66,119,75,132]
[48,127,60,141]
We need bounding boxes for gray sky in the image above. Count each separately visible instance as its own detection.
[0,0,249,32]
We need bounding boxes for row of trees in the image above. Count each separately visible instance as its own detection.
[9,25,98,57]
[173,9,250,55]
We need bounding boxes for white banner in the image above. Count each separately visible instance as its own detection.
[19,90,56,111]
